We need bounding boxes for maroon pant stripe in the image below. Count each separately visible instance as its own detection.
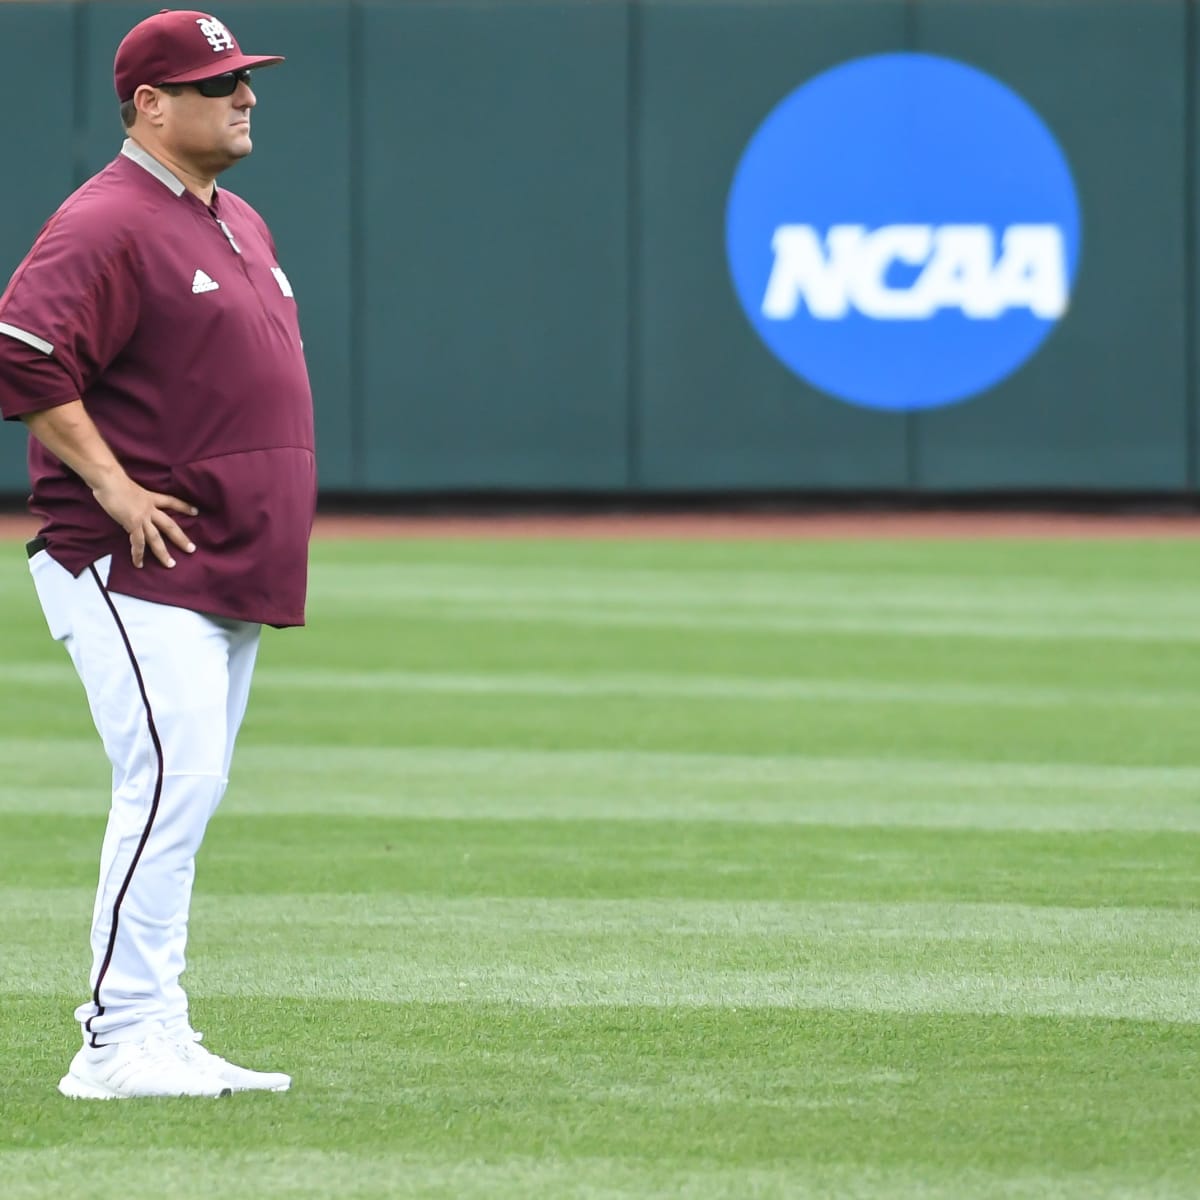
[84,566,166,1048]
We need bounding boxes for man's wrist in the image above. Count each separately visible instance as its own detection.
[86,462,128,493]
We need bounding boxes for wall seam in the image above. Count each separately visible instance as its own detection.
[1185,0,1197,493]
[349,0,366,488]
[625,0,642,493]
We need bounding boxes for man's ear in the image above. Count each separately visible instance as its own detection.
[133,84,167,127]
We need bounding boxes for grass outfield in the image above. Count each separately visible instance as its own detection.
[1,533,1199,1198]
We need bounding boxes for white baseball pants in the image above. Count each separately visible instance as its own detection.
[29,549,260,1046]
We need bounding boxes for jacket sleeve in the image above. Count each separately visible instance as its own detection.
[0,205,140,421]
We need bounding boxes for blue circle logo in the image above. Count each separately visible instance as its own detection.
[725,53,1082,412]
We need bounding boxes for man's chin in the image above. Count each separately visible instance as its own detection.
[209,138,253,175]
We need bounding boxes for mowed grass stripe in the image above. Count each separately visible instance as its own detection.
[12,782,1200,831]
[5,738,1200,831]
[5,812,1199,910]
[4,1150,1196,1200]
[303,559,1200,623]
[4,891,1198,1020]
[8,889,1199,938]
[310,592,1200,644]
[13,660,1200,712]
[7,668,1196,766]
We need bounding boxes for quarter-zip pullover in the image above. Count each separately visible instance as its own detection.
[0,139,315,627]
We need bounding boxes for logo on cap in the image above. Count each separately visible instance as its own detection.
[196,16,234,53]
[724,53,1082,412]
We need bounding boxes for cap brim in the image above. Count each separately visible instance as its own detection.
[161,54,284,84]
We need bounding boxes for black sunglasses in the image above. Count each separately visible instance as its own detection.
[173,68,254,98]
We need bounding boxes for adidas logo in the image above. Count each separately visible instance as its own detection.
[191,269,220,294]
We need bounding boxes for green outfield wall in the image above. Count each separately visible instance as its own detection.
[0,0,1195,496]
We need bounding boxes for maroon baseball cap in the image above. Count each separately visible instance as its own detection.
[114,9,283,102]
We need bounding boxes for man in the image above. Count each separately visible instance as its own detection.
[0,10,315,1099]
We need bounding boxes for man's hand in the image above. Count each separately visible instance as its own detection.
[22,401,198,569]
[92,472,198,568]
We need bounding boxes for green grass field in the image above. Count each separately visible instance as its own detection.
[2,533,1199,1198]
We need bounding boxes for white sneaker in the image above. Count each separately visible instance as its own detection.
[58,1034,233,1100]
[174,1032,291,1093]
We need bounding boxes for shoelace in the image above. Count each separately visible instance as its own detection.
[174,1038,229,1068]
[142,1033,191,1062]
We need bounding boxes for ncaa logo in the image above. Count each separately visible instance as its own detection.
[725,53,1082,412]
